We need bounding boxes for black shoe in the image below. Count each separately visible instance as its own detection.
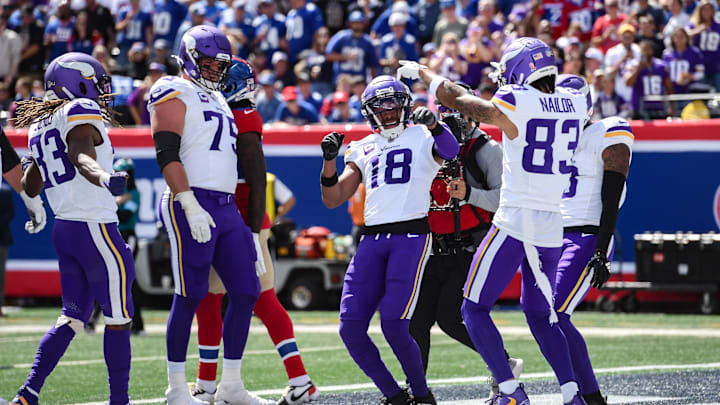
[583,391,608,405]
[412,389,436,405]
[378,389,411,405]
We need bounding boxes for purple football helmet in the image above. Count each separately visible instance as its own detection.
[360,75,413,139]
[44,52,112,100]
[489,37,558,87]
[177,25,232,92]
[556,73,593,125]
[221,56,256,104]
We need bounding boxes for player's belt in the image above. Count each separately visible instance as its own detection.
[360,217,431,235]
[190,187,235,206]
[563,225,599,234]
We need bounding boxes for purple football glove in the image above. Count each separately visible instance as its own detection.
[103,171,129,196]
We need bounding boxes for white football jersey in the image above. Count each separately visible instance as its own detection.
[562,117,634,227]
[147,76,239,194]
[490,84,588,246]
[28,99,117,222]
[344,125,442,226]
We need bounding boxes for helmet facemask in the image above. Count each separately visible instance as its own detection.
[194,56,231,92]
[365,95,408,140]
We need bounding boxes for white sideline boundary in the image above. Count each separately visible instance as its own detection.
[71,362,720,405]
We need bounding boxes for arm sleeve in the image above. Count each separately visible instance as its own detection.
[466,140,502,212]
[0,127,21,174]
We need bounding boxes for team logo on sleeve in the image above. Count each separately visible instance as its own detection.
[197,92,209,103]
[363,143,376,155]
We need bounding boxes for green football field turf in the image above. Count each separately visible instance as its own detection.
[1,308,719,404]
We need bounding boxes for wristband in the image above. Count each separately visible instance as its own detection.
[429,76,448,100]
[321,172,339,187]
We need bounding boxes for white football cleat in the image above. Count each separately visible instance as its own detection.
[487,357,525,398]
[191,382,216,404]
[277,380,320,405]
[166,385,210,405]
[215,382,275,405]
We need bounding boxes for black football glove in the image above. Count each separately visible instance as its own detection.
[321,131,345,160]
[411,106,437,129]
[588,250,611,288]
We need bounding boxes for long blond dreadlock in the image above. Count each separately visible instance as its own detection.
[11,94,121,128]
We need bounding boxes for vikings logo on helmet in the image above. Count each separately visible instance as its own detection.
[489,37,558,87]
[360,75,413,140]
[44,52,112,100]
[177,25,232,92]
[556,73,593,126]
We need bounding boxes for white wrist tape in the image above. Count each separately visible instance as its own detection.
[429,76,449,100]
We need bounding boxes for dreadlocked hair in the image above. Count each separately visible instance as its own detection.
[11,94,121,128]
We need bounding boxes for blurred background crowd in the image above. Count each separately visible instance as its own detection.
[1,0,720,127]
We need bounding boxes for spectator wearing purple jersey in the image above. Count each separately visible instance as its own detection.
[475,0,504,37]
[326,10,379,83]
[662,27,705,101]
[285,0,324,64]
[594,71,631,119]
[625,39,675,119]
[687,0,720,90]
[429,32,467,82]
[45,0,74,63]
[460,22,493,88]
[128,62,166,125]
[379,12,419,75]
[219,0,255,59]
[115,0,153,68]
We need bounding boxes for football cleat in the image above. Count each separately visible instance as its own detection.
[190,383,216,403]
[582,391,608,405]
[411,389,436,405]
[487,357,525,398]
[277,380,319,405]
[214,382,275,405]
[489,384,529,405]
[566,394,588,405]
[10,386,38,405]
[378,388,412,405]
[166,385,209,405]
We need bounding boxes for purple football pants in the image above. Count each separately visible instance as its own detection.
[461,225,577,387]
[339,233,432,398]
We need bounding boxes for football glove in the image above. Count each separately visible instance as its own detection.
[396,60,427,81]
[411,106,437,129]
[100,171,129,196]
[252,233,267,277]
[588,250,611,288]
[21,154,34,172]
[19,190,46,234]
[175,191,216,243]
[321,131,345,160]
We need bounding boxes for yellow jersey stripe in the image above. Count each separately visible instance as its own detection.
[558,264,589,313]
[152,90,181,106]
[604,130,634,140]
[491,97,516,112]
[464,227,499,298]
[67,114,103,122]
[101,223,129,319]
[401,234,431,319]
[169,192,186,296]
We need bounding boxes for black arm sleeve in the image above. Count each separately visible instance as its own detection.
[1,127,21,174]
[152,130,182,170]
[596,170,626,255]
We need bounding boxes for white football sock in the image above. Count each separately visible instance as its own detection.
[499,379,519,395]
[220,358,243,384]
[289,375,311,387]
[561,381,579,403]
[167,361,186,388]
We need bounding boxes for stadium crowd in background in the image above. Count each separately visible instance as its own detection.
[1,0,720,126]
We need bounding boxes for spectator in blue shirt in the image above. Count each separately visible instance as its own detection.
[194,0,228,25]
[45,0,74,62]
[152,0,187,49]
[296,71,324,113]
[371,1,419,40]
[256,72,283,123]
[253,0,287,69]
[327,90,363,123]
[286,0,324,64]
[219,0,255,59]
[416,0,441,43]
[115,0,153,68]
[326,10,379,83]
[276,86,319,125]
[174,3,208,56]
[379,12,419,75]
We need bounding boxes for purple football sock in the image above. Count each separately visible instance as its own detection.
[104,328,131,405]
[381,319,428,398]
[461,300,514,383]
[558,313,599,394]
[339,319,401,398]
[222,292,257,359]
[167,294,202,362]
[525,310,576,385]
[25,322,76,395]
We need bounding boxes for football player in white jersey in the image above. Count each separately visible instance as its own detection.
[148,25,268,405]
[11,52,133,405]
[399,37,590,405]
[555,74,633,405]
[320,75,459,405]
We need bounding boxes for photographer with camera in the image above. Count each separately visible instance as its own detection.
[408,85,522,397]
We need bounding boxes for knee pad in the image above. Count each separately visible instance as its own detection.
[56,315,84,334]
